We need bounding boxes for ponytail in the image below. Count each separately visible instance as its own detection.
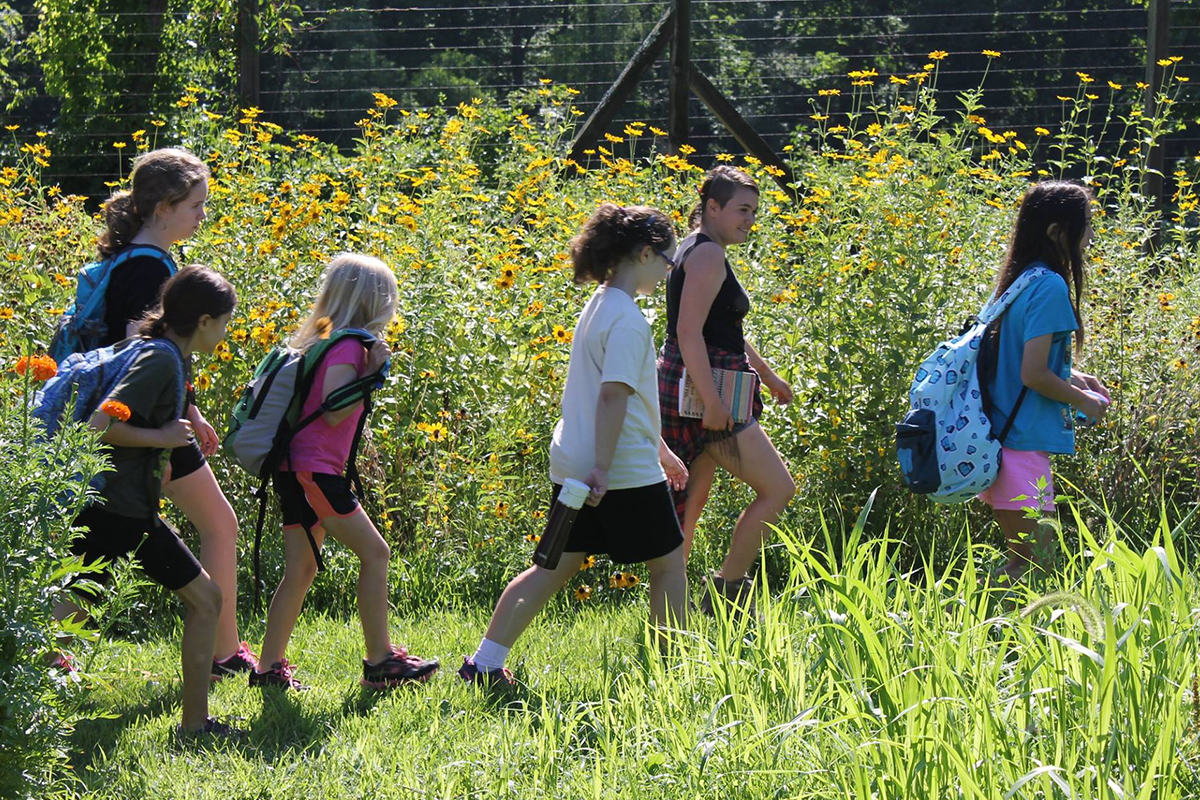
[98,191,146,257]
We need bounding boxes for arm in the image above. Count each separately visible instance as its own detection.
[744,338,792,405]
[1020,335,1106,421]
[676,246,733,431]
[1069,367,1111,401]
[319,340,391,426]
[582,382,631,506]
[88,410,193,448]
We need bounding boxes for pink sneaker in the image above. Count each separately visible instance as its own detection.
[212,642,259,681]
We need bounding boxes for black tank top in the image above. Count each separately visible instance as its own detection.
[665,233,750,353]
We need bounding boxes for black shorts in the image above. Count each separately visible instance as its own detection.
[274,471,360,531]
[71,505,203,593]
[554,481,683,565]
[168,440,206,482]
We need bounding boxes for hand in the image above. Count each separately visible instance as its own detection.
[1071,370,1111,402]
[582,466,609,507]
[1075,392,1108,426]
[659,445,689,492]
[159,419,195,449]
[701,400,733,432]
[366,340,392,374]
[188,407,220,456]
[762,373,793,406]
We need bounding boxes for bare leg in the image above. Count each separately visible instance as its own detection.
[174,571,223,731]
[993,509,1053,580]
[258,525,323,668]
[318,509,394,664]
[704,423,796,581]
[679,452,717,559]
[482,553,589,648]
[164,463,241,660]
[644,545,687,631]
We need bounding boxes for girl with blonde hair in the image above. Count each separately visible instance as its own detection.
[252,253,438,690]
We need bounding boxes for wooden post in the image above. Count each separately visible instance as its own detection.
[237,0,260,111]
[567,9,675,166]
[689,65,796,196]
[1143,0,1169,249]
[669,0,691,151]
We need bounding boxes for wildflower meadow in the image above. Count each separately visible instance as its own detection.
[1,54,1199,798]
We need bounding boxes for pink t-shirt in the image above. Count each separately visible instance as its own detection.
[284,339,368,474]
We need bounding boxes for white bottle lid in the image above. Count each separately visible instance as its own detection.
[558,478,591,510]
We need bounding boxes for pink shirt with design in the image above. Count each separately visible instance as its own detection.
[284,338,367,474]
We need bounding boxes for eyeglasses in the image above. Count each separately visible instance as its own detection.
[654,249,677,269]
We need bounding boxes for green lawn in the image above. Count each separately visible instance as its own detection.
[66,517,1200,799]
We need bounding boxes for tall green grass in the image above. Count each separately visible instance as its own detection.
[65,494,1200,799]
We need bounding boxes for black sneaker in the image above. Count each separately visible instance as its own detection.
[249,659,308,691]
[361,646,439,689]
[212,642,259,682]
[457,657,515,688]
[699,573,757,618]
[176,716,247,741]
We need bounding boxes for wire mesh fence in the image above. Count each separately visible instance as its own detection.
[2,0,1197,199]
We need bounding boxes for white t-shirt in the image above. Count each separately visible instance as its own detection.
[549,286,666,490]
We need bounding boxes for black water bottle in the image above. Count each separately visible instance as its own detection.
[533,478,591,570]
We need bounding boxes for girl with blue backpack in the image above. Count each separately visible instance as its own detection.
[53,265,240,736]
[978,181,1110,582]
[82,148,258,679]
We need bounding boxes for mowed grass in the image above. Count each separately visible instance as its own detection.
[66,506,1200,799]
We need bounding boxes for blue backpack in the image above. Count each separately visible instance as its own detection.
[49,247,177,364]
[895,266,1052,503]
[33,338,186,481]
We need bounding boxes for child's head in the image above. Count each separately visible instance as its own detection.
[139,265,236,353]
[570,204,675,292]
[999,180,1093,347]
[99,148,210,257]
[689,166,759,241]
[291,253,399,350]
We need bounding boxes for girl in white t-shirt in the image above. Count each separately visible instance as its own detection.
[460,204,689,686]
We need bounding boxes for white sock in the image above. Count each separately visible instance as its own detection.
[472,637,510,672]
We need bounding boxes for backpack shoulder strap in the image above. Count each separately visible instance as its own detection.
[108,246,177,273]
[979,265,1054,325]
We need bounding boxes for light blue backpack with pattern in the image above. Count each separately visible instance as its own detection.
[896,266,1052,503]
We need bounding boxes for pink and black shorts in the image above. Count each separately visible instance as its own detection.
[274,471,360,532]
[976,448,1056,511]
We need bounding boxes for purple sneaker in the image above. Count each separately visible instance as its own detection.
[361,646,439,689]
[457,657,515,688]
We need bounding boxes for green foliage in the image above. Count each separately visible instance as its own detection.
[0,381,111,798]
[1,62,1198,609]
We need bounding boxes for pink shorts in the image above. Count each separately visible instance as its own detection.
[976,448,1056,511]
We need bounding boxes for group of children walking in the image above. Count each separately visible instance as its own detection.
[43,146,1108,736]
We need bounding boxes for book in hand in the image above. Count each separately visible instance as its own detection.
[679,367,758,424]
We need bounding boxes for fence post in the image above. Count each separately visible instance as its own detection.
[237,0,261,111]
[669,0,691,151]
[1144,0,1169,249]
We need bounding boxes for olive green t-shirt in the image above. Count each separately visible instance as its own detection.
[96,345,184,519]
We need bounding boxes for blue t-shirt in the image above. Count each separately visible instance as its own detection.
[987,267,1078,454]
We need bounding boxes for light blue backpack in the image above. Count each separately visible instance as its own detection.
[33,338,186,492]
[49,247,176,364]
[896,266,1052,503]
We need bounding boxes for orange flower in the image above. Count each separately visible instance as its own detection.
[99,400,131,422]
[14,354,57,381]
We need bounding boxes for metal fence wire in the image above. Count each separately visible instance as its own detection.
[3,0,1197,198]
